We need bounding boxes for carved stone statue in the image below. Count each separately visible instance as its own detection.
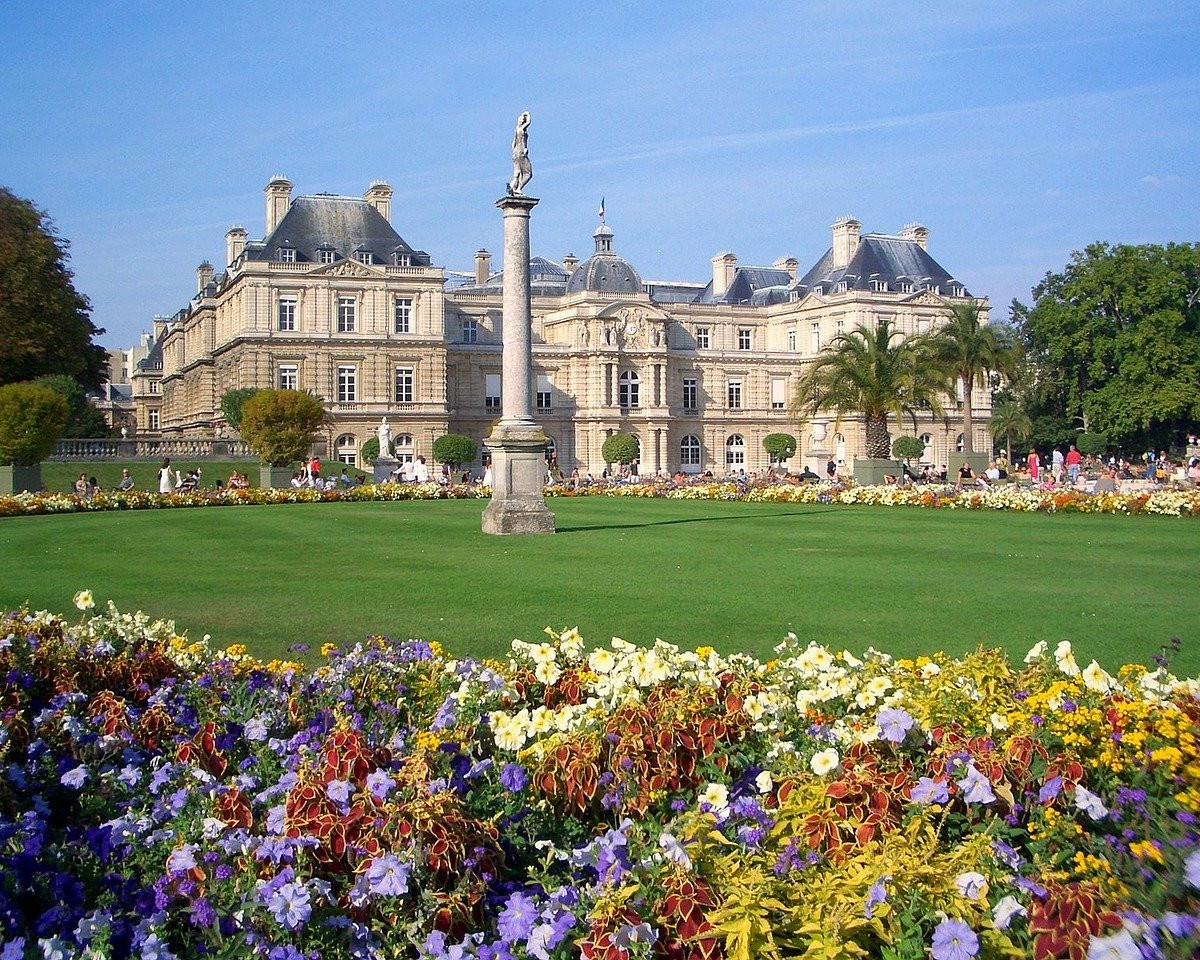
[507,111,532,195]
[377,417,393,456]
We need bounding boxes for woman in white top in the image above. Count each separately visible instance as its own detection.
[158,459,173,494]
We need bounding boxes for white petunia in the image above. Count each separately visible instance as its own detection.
[1074,785,1108,821]
[1081,660,1117,694]
[992,895,1026,930]
[954,871,989,900]
[755,770,773,794]
[1054,640,1080,676]
[810,748,840,777]
[1023,640,1048,664]
[698,782,729,817]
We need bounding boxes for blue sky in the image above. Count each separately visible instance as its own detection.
[2,2,1197,348]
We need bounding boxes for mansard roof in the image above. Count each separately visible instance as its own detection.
[698,266,794,305]
[458,257,570,297]
[246,195,431,266]
[796,235,967,296]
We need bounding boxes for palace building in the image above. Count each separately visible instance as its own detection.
[145,176,993,475]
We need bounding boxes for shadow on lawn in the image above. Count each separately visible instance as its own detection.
[555,508,828,534]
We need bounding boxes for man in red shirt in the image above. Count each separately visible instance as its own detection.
[1065,444,1082,485]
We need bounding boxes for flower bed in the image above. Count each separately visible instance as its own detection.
[2,480,1199,519]
[2,597,1198,959]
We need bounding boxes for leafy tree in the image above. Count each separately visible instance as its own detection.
[601,432,639,465]
[0,188,108,390]
[762,433,797,465]
[0,382,69,465]
[988,399,1032,459]
[790,320,949,459]
[1074,432,1107,457]
[32,375,110,438]
[432,434,477,471]
[239,390,327,466]
[891,435,925,463]
[359,436,388,465]
[220,388,264,431]
[928,301,1018,453]
[1018,242,1200,451]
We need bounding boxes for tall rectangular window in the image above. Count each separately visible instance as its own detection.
[682,376,697,411]
[737,328,752,350]
[147,409,159,430]
[278,364,298,391]
[485,374,501,409]
[810,322,821,353]
[536,375,552,411]
[695,326,710,349]
[787,329,796,352]
[337,297,356,333]
[278,297,296,331]
[771,378,786,410]
[727,379,742,410]
[394,366,414,403]
[337,365,356,402]
[394,297,413,334]
[149,380,159,394]
[836,319,845,336]
[462,318,479,344]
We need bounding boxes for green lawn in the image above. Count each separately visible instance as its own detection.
[2,498,1197,675]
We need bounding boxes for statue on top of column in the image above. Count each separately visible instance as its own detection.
[507,111,533,196]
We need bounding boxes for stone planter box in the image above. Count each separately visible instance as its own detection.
[0,464,42,494]
[259,465,295,489]
[852,458,908,486]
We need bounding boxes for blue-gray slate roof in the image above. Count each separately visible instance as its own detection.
[796,235,967,296]
[699,266,794,304]
[247,195,431,266]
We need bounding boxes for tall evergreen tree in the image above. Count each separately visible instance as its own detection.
[0,187,108,390]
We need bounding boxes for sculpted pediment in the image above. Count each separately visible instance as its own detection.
[310,260,382,279]
[588,303,670,349]
[902,290,948,307]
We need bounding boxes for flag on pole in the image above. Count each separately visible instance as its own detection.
[597,197,605,220]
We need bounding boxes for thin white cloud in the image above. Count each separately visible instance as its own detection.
[1141,174,1182,185]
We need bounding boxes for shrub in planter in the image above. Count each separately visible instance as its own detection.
[432,433,477,473]
[601,432,639,466]
[0,382,68,492]
[891,435,926,462]
[239,389,327,466]
[763,432,797,466]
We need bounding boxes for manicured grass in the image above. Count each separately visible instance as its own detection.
[38,460,372,494]
[2,498,1197,675]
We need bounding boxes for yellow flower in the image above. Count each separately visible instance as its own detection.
[224,643,248,658]
[73,590,95,611]
[321,643,338,657]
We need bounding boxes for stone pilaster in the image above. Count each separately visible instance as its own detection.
[482,194,555,535]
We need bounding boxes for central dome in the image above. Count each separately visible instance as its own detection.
[565,223,643,295]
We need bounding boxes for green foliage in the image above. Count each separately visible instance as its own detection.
[0,382,69,464]
[0,188,109,390]
[359,436,385,465]
[220,388,264,431]
[238,390,327,466]
[988,400,1033,457]
[1019,242,1200,451]
[1074,432,1107,456]
[791,319,950,458]
[31,375,110,438]
[891,435,925,461]
[432,433,477,469]
[601,432,640,465]
[762,433,797,464]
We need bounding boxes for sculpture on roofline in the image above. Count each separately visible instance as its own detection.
[508,111,532,196]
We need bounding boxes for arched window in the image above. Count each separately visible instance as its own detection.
[834,433,846,464]
[920,433,935,463]
[725,434,745,469]
[544,436,557,460]
[680,435,701,472]
[956,433,965,454]
[395,433,414,464]
[619,370,640,408]
[335,433,358,467]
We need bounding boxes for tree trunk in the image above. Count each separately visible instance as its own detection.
[961,373,975,454]
[865,414,890,458]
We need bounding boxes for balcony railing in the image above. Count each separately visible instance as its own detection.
[51,438,255,461]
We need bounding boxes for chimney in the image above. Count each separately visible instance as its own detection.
[830,217,862,269]
[711,252,738,298]
[474,249,492,286]
[562,252,579,274]
[225,225,248,267]
[365,180,393,223]
[899,222,929,250]
[772,256,798,280]
[196,260,214,293]
[264,175,293,235]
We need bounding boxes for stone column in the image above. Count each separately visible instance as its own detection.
[482,194,556,534]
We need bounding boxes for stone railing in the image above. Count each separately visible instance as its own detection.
[51,438,256,461]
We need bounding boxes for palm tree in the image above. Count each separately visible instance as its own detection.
[928,301,1018,454]
[988,399,1032,461]
[791,319,950,459]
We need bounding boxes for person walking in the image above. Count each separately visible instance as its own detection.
[1065,444,1082,485]
[1027,448,1041,483]
[158,459,173,494]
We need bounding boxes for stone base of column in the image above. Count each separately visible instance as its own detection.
[482,422,555,535]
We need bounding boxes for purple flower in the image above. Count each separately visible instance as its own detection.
[864,874,890,918]
[326,780,352,804]
[365,853,409,897]
[1,939,26,960]
[1085,929,1140,960]
[956,765,996,805]
[498,892,538,943]
[267,881,312,930]
[60,765,89,789]
[191,896,216,928]
[931,918,979,960]
[1185,848,1200,890]
[500,763,527,793]
[365,769,395,800]
[244,718,269,741]
[167,845,198,875]
[1038,777,1063,804]
[877,707,915,745]
[911,777,950,805]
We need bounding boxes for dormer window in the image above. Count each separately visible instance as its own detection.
[871,279,888,292]
[393,252,411,267]
[836,280,848,294]
[277,247,296,263]
[318,249,336,264]
[355,251,373,265]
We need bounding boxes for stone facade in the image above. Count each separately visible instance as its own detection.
[150,179,994,475]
